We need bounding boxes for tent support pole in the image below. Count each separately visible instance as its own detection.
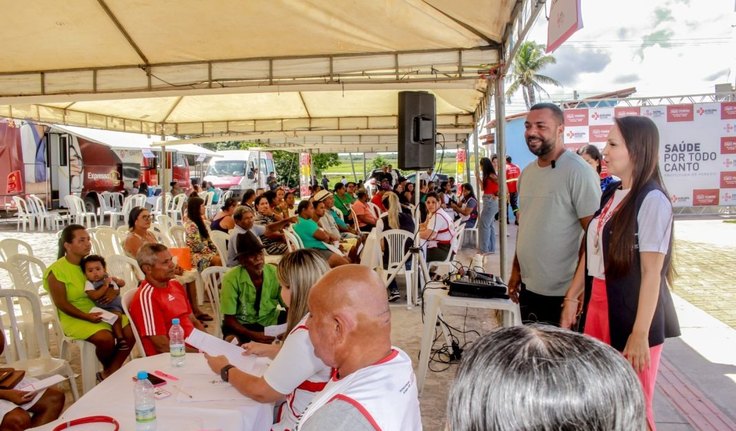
[494,77,508,282]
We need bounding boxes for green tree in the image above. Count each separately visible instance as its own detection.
[271,151,340,190]
[371,154,388,170]
[506,41,561,110]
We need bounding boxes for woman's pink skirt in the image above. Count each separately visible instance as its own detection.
[584,277,662,430]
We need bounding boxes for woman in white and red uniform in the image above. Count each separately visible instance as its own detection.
[204,250,332,431]
[419,192,456,262]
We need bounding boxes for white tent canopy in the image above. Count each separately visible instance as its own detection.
[0,0,542,152]
[50,124,218,156]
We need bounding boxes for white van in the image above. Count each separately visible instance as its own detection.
[203,150,275,198]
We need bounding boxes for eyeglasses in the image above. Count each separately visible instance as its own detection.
[140,215,151,221]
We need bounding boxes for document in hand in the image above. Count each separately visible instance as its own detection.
[185,329,266,375]
[17,374,66,396]
[90,307,119,325]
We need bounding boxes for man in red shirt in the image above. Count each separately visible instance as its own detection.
[505,155,521,225]
[129,243,206,356]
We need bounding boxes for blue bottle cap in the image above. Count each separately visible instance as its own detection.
[137,371,148,380]
[172,318,180,325]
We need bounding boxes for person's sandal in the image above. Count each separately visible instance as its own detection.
[117,338,131,351]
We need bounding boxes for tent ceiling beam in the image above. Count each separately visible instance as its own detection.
[501,0,544,73]
[0,48,497,101]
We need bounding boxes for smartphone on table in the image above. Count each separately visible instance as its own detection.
[133,372,167,387]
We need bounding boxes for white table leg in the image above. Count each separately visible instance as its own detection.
[416,290,441,395]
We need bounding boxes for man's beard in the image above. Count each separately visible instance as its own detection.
[527,135,555,157]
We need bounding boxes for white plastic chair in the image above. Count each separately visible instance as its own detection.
[0,260,62,352]
[209,230,229,267]
[0,289,80,401]
[378,229,416,308]
[283,228,302,252]
[121,289,146,359]
[108,195,135,228]
[93,226,125,258]
[64,195,97,228]
[106,255,145,295]
[169,226,187,248]
[0,238,34,261]
[201,266,227,338]
[168,194,188,225]
[28,195,68,231]
[367,202,382,220]
[454,218,478,249]
[96,192,118,225]
[12,196,35,231]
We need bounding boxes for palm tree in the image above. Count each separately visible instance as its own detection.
[506,41,561,110]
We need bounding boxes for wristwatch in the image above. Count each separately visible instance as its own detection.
[220,364,235,382]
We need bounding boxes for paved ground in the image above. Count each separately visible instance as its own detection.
[1,216,734,430]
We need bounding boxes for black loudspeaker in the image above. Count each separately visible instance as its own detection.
[398,91,436,170]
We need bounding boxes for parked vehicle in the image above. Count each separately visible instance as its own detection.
[203,150,275,200]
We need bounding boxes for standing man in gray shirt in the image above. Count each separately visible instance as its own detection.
[508,103,601,325]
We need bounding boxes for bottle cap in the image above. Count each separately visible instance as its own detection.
[137,371,148,380]
[172,318,180,325]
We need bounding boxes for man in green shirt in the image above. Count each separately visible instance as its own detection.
[220,231,285,343]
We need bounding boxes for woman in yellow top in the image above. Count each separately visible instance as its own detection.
[44,224,136,380]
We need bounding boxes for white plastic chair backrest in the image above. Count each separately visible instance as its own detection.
[152,195,163,213]
[97,192,114,213]
[121,289,146,358]
[94,227,124,258]
[12,196,30,217]
[29,194,48,215]
[367,202,382,219]
[117,225,131,238]
[201,266,227,325]
[378,229,414,271]
[172,194,187,211]
[109,192,124,210]
[7,254,46,294]
[0,238,33,261]
[220,190,233,203]
[283,229,302,252]
[157,215,174,233]
[63,195,79,216]
[169,226,187,247]
[106,255,144,295]
[203,191,215,207]
[148,228,163,244]
[0,288,51,362]
[132,194,148,208]
[209,230,229,264]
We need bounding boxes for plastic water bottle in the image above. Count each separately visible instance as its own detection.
[134,371,156,431]
[169,318,185,367]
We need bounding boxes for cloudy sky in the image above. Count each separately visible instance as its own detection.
[506,0,736,112]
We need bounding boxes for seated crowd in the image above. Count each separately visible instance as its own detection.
[22,171,647,431]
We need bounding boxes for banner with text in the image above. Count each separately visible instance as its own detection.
[563,102,736,207]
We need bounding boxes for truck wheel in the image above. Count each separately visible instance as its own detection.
[84,197,98,213]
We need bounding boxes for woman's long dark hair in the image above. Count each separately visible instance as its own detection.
[186,197,209,240]
[480,157,496,183]
[58,224,86,259]
[606,116,673,284]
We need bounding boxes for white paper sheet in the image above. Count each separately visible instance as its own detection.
[173,374,244,403]
[264,323,287,337]
[17,374,66,395]
[185,328,265,374]
[90,306,119,324]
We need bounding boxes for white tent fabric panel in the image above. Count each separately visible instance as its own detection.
[0,0,536,151]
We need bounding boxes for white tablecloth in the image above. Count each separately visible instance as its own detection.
[33,353,273,431]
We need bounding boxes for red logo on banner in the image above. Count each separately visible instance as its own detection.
[589,125,612,142]
[692,189,719,206]
[6,170,23,194]
[721,172,736,188]
[614,107,641,118]
[564,109,588,126]
[722,102,736,120]
[722,137,736,154]
[667,104,694,122]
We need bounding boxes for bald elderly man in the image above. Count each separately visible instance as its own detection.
[297,265,422,430]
